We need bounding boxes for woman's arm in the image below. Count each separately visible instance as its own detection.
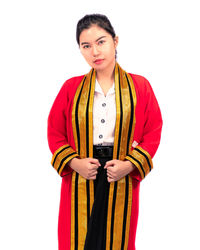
[47,82,79,177]
[125,77,163,180]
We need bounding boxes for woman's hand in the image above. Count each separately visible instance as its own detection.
[104,160,135,182]
[68,157,101,180]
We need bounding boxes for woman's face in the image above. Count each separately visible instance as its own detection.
[79,25,118,72]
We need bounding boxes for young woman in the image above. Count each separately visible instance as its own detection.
[47,14,163,250]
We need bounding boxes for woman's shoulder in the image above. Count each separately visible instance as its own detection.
[53,75,85,101]
[62,75,85,89]
[128,73,154,94]
[128,73,150,86]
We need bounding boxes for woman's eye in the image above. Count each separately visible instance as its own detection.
[83,45,90,49]
[98,40,105,45]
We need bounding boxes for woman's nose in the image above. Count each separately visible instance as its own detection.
[92,45,99,57]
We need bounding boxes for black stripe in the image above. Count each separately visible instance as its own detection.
[75,173,79,250]
[93,179,96,198]
[86,180,90,227]
[75,77,86,154]
[134,148,152,171]
[102,182,110,249]
[127,154,145,178]
[57,152,77,173]
[121,176,129,250]
[85,69,93,157]
[117,66,123,159]
[52,146,70,166]
[125,73,134,155]
[110,182,118,250]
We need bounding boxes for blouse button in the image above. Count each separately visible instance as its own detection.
[101,119,105,123]
[102,103,106,107]
[99,134,103,139]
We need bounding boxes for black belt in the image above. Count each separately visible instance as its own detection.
[93,145,113,158]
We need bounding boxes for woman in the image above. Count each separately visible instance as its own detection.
[48,14,163,250]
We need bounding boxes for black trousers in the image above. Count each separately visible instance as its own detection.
[84,154,112,250]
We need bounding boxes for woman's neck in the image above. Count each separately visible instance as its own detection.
[96,61,116,84]
[96,61,116,96]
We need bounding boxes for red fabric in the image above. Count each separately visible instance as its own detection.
[47,73,163,250]
[58,174,72,250]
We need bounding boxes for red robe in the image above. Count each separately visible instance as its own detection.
[47,63,163,250]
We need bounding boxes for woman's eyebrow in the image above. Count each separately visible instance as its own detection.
[96,36,106,42]
[80,36,107,45]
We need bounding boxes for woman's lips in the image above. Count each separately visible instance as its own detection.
[94,59,104,64]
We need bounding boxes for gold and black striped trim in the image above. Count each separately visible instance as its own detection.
[71,69,96,249]
[74,172,79,250]
[73,76,86,154]
[125,72,137,155]
[106,175,133,249]
[125,146,153,179]
[134,147,152,171]
[72,69,95,158]
[113,64,137,160]
[51,144,79,176]
[109,182,118,249]
[121,175,129,249]
[70,63,137,249]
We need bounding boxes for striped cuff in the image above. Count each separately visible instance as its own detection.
[125,146,153,179]
[51,144,79,176]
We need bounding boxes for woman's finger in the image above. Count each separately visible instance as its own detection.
[104,160,115,168]
[107,177,115,182]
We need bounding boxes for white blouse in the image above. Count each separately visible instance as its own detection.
[93,79,116,146]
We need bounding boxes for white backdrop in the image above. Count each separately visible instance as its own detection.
[0,0,199,249]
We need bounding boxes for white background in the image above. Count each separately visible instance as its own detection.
[0,0,200,249]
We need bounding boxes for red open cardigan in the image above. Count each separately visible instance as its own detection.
[47,66,162,250]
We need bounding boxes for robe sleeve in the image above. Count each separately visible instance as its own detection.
[47,82,79,177]
[125,78,163,180]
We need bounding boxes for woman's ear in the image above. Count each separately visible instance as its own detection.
[114,36,119,48]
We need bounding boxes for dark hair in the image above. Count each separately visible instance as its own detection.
[76,14,116,45]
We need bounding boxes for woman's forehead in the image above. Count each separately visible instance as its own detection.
[79,25,110,43]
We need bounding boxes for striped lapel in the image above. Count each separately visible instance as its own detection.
[70,63,137,250]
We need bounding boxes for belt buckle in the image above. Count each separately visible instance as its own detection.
[94,146,113,157]
[98,147,107,157]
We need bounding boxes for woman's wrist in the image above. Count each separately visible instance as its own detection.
[68,157,80,170]
[124,160,135,171]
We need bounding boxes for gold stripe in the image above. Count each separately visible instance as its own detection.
[72,76,86,154]
[112,178,126,249]
[132,148,150,176]
[106,182,114,250]
[136,146,153,175]
[89,180,94,215]
[137,146,153,165]
[113,63,137,160]
[113,64,121,159]
[71,171,76,250]
[71,70,96,249]
[76,69,95,158]
[51,144,70,165]
[52,146,78,171]
[88,70,96,157]
[77,176,88,249]
[118,65,131,160]
[125,155,145,179]
[126,73,137,155]
[77,81,88,158]
[124,175,133,249]
[57,153,79,176]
